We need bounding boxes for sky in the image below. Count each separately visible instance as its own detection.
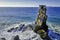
[0,0,60,7]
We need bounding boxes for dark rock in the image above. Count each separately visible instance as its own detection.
[18,24,25,31]
[10,28,14,31]
[22,26,27,32]
[1,38,6,40]
[7,30,11,32]
[7,28,14,32]
[13,24,25,32]
[14,35,19,40]
[41,23,48,33]
[13,27,18,32]
[15,27,18,30]
[19,24,25,27]
[33,5,51,40]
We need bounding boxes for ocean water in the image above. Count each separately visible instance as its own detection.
[0,7,60,40]
[0,7,60,30]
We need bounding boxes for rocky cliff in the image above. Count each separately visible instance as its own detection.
[33,5,51,40]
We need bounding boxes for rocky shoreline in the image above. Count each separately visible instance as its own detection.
[0,24,43,40]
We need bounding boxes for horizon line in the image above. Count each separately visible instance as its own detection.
[0,5,60,7]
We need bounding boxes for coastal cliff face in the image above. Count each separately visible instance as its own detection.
[33,5,50,39]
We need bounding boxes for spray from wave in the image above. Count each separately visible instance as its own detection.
[47,22,60,34]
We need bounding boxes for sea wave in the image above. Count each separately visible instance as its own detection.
[0,21,60,40]
[1,21,60,34]
[0,22,42,40]
[47,22,60,34]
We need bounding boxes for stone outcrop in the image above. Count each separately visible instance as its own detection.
[7,28,14,32]
[14,35,20,40]
[33,5,51,40]
[1,38,6,40]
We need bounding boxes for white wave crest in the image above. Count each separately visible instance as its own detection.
[47,22,60,34]
[0,22,42,40]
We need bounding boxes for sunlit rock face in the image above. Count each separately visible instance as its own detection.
[35,5,47,26]
[33,5,49,39]
[36,5,48,32]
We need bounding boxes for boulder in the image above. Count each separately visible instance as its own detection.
[14,35,19,40]
[18,24,25,31]
[1,38,6,40]
[33,5,50,40]
[7,28,14,32]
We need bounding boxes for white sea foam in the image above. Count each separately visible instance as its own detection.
[0,21,60,40]
[47,22,60,34]
[0,22,42,40]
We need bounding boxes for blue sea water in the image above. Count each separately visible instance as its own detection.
[0,7,60,29]
[0,7,60,40]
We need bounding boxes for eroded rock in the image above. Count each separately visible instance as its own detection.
[14,35,20,40]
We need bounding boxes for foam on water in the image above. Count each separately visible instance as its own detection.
[0,22,60,40]
[47,22,60,34]
[0,22,42,40]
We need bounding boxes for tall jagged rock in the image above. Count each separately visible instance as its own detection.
[33,5,50,40]
[35,5,47,26]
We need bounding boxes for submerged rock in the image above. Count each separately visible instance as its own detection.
[11,35,20,40]
[7,28,14,32]
[1,38,6,40]
[14,35,20,40]
[13,27,19,32]
[18,24,25,31]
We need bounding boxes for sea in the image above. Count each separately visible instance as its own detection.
[0,7,60,40]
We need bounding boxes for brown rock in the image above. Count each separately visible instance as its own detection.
[33,5,50,39]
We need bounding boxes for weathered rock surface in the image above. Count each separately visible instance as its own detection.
[33,5,50,40]
[14,35,20,40]
[7,28,14,32]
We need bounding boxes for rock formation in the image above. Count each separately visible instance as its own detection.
[7,28,14,32]
[14,35,20,40]
[33,5,51,40]
[1,38,6,40]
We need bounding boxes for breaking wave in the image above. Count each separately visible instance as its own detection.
[47,22,60,34]
[0,21,60,40]
[0,22,42,40]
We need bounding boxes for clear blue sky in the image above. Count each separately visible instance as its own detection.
[0,0,60,7]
